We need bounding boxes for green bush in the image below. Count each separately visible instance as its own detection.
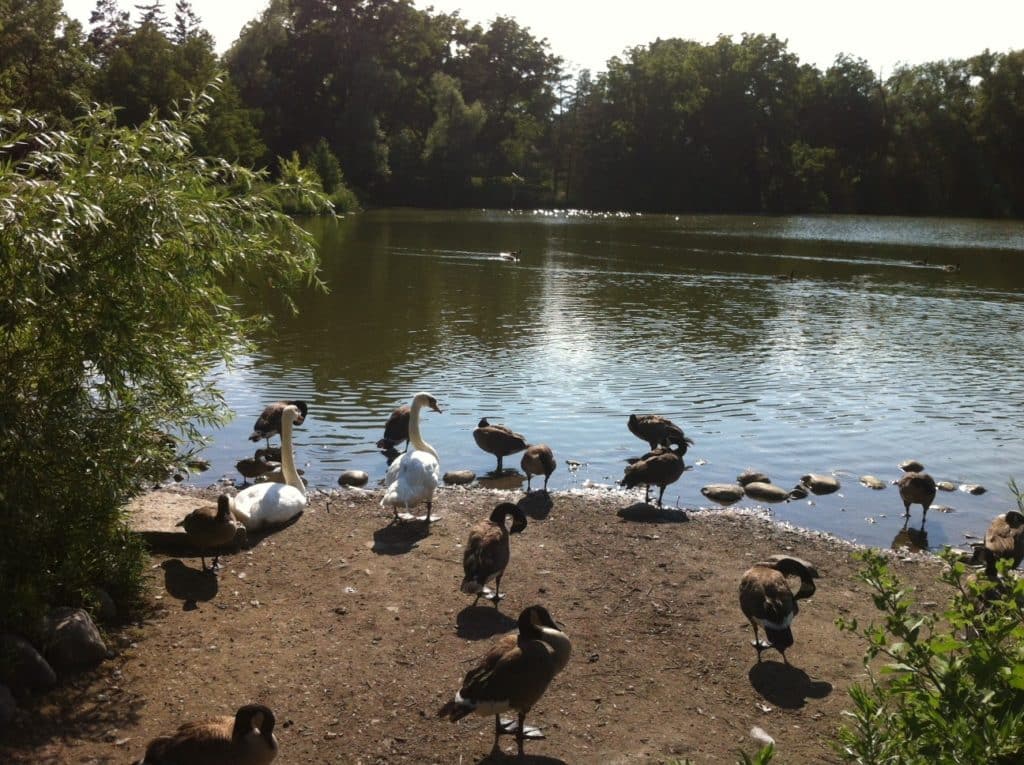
[0,88,330,634]
[836,500,1024,764]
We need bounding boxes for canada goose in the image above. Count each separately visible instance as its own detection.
[521,444,556,492]
[620,444,685,507]
[176,495,238,572]
[381,392,442,524]
[235,455,275,484]
[375,404,411,452]
[972,511,1024,577]
[739,555,819,663]
[249,400,307,448]
[230,404,306,531]
[897,472,937,522]
[473,418,528,473]
[439,604,570,758]
[462,502,528,606]
[132,703,278,765]
[627,413,694,454]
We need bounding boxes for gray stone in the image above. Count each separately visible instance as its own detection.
[443,469,476,486]
[801,473,841,495]
[700,483,745,506]
[737,469,771,486]
[42,608,108,675]
[338,470,369,487]
[0,633,56,695]
[743,482,791,503]
[859,475,887,490]
[0,684,15,725]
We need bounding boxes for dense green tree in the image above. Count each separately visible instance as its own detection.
[0,0,91,115]
[0,93,330,632]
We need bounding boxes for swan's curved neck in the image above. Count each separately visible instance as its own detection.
[408,400,438,461]
[280,414,306,498]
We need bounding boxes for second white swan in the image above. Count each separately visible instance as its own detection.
[381,392,442,524]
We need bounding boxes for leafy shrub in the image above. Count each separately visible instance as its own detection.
[0,88,330,634]
[836,498,1024,765]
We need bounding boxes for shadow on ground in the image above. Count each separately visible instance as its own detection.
[748,660,833,709]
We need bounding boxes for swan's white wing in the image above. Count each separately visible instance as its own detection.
[381,450,439,508]
[232,482,306,531]
[384,452,405,488]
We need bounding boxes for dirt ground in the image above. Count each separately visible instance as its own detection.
[0,484,954,764]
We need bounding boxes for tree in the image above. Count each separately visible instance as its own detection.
[0,90,331,632]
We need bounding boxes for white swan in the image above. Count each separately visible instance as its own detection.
[230,404,307,531]
[381,392,442,523]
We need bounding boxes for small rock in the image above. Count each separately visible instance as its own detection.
[960,483,986,495]
[859,475,887,490]
[737,469,771,486]
[801,473,840,495]
[700,483,745,506]
[87,587,118,625]
[750,725,775,746]
[443,470,476,486]
[788,484,810,500]
[743,482,791,503]
[338,470,369,487]
[42,608,108,675]
[936,481,956,492]
[0,633,56,695]
[899,459,925,473]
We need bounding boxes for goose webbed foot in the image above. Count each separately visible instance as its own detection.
[497,716,544,740]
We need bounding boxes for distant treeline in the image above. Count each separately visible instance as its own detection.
[5,1,1023,217]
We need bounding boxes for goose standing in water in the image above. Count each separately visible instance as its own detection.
[176,494,238,572]
[621,444,685,507]
[375,404,411,452]
[627,413,694,454]
[381,392,442,524]
[132,703,278,765]
[439,604,570,758]
[461,502,528,606]
[521,444,556,492]
[897,471,937,523]
[230,404,306,531]
[473,417,528,473]
[249,400,307,449]
[739,555,819,663]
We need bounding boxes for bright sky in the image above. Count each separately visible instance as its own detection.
[63,0,1024,77]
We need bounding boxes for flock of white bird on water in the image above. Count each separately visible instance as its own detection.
[137,392,1023,762]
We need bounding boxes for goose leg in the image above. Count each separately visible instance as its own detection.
[543,474,549,491]
[644,485,651,504]
[492,714,503,753]
[200,554,208,572]
[425,501,432,527]
[496,455,504,473]
[657,484,666,508]
[526,474,532,492]
[903,501,911,518]
[750,624,768,660]
[516,711,527,757]
[491,572,504,606]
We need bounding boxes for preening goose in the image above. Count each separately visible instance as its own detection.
[897,471,937,522]
[176,494,238,572]
[521,444,556,492]
[375,404,411,452]
[230,404,306,531]
[462,503,528,606]
[739,555,819,663]
[473,418,528,473]
[621,444,685,507]
[381,392,442,524]
[249,400,307,448]
[972,510,1024,577]
[439,604,571,758]
[627,413,694,454]
[132,703,278,765]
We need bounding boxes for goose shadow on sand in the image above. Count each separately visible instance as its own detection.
[518,491,553,520]
[616,502,689,524]
[456,604,517,640]
[748,660,833,709]
[371,519,431,555]
[476,752,567,765]
[161,559,219,610]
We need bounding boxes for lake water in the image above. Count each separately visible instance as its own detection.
[192,209,1024,553]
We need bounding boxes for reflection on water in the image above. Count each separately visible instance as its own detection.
[194,209,1024,551]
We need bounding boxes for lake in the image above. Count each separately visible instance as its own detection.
[193,208,1024,553]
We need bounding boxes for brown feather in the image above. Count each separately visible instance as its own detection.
[628,413,694,453]
[136,704,277,765]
